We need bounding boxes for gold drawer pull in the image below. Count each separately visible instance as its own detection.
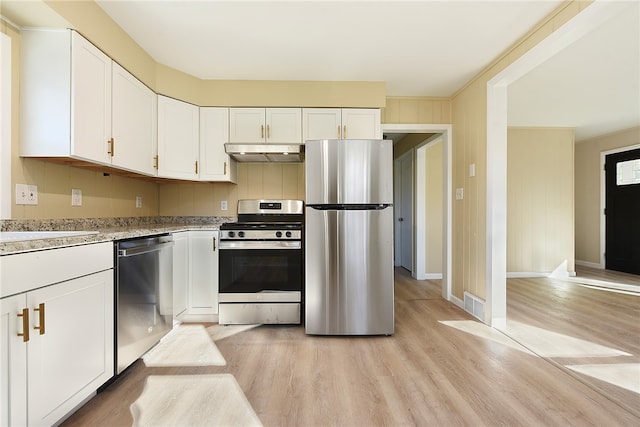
[17,308,30,342]
[34,303,45,335]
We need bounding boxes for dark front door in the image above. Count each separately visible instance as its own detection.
[605,148,640,274]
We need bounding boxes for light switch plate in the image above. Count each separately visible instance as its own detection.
[71,189,82,206]
[221,200,228,211]
[456,188,464,200]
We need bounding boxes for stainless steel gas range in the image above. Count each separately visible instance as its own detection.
[218,199,304,325]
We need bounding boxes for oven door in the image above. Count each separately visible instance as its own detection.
[218,240,302,300]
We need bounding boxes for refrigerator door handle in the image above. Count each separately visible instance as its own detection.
[307,204,392,211]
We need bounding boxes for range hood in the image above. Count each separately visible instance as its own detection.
[224,143,304,162]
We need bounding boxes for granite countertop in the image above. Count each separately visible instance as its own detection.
[0,216,234,255]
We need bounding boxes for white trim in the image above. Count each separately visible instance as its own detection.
[450,294,464,310]
[1,33,11,220]
[575,259,603,269]
[506,272,549,278]
[393,150,413,270]
[417,273,443,280]
[599,143,640,269]
[485,0,630,327]
[383,123,453,302]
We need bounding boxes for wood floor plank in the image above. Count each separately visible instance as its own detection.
[62,268,639,426]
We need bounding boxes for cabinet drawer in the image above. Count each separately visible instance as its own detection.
[0,242,113,298]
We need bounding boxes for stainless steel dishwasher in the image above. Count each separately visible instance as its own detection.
[116,234,174,374]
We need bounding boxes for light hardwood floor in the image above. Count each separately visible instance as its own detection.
[62,268,639,426]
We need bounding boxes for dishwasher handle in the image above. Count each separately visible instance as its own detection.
[117,239,174,257]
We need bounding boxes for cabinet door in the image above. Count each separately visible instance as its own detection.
[70,31,112,165]
[200,107,236,182]
[188,231,219,315]
[27,270,114,427]
[0,294,28,427]
[229,108,265,143]
[266,108,302,143]
[341,108,381,139]
[172,231,189,320]
[157,95,200,180]
[302,108,342,141]
[112,63,157,175]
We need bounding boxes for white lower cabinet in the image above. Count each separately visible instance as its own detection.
[0,243,114,427]
[172,231,189,320]
[187,231,219,321]
[172,230,219,323]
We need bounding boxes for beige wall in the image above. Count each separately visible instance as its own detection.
[507,128,575,274]
[424,140,443,274]
[450,0,591,300]
[383,97,451,124]
[575,126,640,265]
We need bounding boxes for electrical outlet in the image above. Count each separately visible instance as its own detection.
[221,200,228,211]
[71,189,82,206]
[456,188,464,200]
[136,196,142,208]
[15,184,38,205]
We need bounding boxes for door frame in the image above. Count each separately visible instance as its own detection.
[486,0,630,328]
[394,150,414,271]
[384,123,452,301]
[600,144,640,268]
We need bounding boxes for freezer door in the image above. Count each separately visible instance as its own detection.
[305,139,393,205]
[305,206,394,335]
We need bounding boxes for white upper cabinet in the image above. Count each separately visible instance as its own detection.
[229,108,302,143]
[20,29,157,176]
[200,107,236,182]
[157,95,200,180]
[111,63,157,175]
[302,108,381,141]
[70,31,112,164]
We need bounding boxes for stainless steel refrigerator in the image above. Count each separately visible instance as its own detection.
[305,139,394,335]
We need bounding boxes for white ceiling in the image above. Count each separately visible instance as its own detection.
[2,1,639,142]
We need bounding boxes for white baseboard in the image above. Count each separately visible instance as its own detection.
[414,273,443,280]
[450,294,464,309]
[575,259,603,269]
[507,272,548,278]
[181,314,219,323]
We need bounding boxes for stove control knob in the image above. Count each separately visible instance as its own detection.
[285,231,292,238]
[238,231,245,238]
[276,231,283,238]
[228,231,235,238]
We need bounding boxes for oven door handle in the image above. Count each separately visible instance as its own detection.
[219,241,301,250]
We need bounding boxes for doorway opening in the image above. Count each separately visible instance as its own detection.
[384,124,452,301]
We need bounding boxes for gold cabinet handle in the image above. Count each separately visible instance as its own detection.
[154,155,159,170]
[107,138,115,157]
[261,124,264,139]
[343,125,347,139]
[195,161,198,174]
[223,161,227,175]
[34,303,45,335]
[267,124,270,139]
[212,236,217,251]
[17,308,30,342]
[337,125,341,138]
